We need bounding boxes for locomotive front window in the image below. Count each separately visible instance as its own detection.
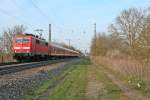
[16,38,30,43]
[16,38,22,43]
[23,38,29,42]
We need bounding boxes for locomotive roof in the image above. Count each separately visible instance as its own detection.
[15,33,46,42]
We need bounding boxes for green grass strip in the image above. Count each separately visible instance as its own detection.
[27,79,53,100]
[45,63,88,100]
[26,64,76,100]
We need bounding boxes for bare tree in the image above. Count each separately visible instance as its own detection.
[91,7,150,59]
[0,37,4,54]
[109,7,150,58]
[114,8,146,47]
[2,25,26,55]
[13,25,26,34]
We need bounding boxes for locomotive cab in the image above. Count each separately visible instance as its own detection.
[14,37,31,52]
[13,33,49,62]
[13,34,32,61]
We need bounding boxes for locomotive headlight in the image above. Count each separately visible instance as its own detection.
[14,47,21,49]
[23,47,30,49]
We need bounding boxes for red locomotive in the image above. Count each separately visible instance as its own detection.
[12,33,79,61]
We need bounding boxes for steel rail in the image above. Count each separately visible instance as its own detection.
[0,59,68,75]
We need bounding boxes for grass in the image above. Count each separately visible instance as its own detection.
[26,58,130,100]
[27,80,53,100]
[26,61,79,100]
[92,56,150,98]
[116,71,150,97]
[89,65,129,100]
[45,62,88,100]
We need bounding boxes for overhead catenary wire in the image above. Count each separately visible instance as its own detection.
[29,0,66,35]
[30,0,49,19]
[9,0,40,29]
[30,0,77,37]
[0,7,38,30]
[5,0,74,44]
[7,0,52,31]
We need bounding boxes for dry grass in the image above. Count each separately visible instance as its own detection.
[0,55,14,63]
[91,56,150,85]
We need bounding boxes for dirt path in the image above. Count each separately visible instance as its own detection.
[100,66,150,100]
[86,66,106,100]
[86,64,150,100]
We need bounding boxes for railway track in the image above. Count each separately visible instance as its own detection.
[0,62,21,66]
[0,59,72,75]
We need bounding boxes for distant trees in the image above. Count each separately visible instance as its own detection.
[90,32,122,57]
[90,7,150,61]
[90,7,150,86]
[0,37,4,55]
[91,33,108,56]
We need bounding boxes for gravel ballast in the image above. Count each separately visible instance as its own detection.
[0,59,80,100]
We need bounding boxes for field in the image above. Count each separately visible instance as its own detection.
[26,58,150,100]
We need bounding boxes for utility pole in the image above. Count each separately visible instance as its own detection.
[49,24,51,43]
[94,23,96,37]
[66,39,71,48]
[94,23,97,57]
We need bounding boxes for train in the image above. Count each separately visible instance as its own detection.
[12,33,80,61]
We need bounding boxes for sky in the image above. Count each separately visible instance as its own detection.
[0,0,149,52]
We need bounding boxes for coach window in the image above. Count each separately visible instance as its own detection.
[39,41,43,45]
[54,48,56,53]
[45,42,48,46]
